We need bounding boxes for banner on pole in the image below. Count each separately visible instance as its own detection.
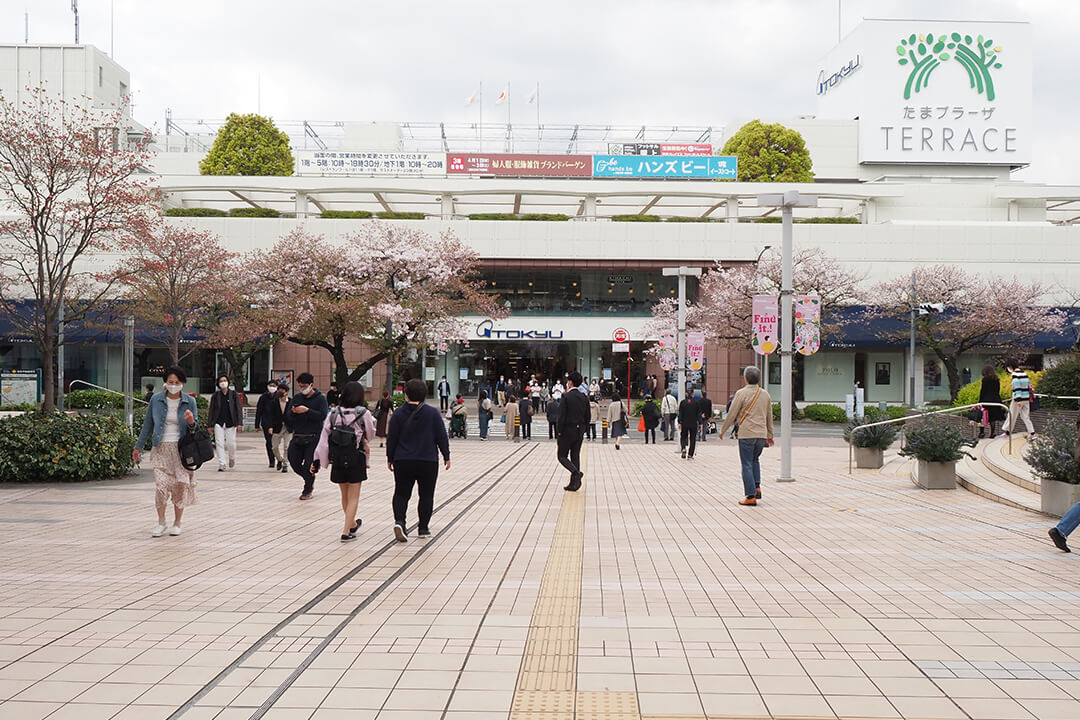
[751,295,778,356]
[686,331,705,371]
[658,331,678,371]
[794,295,822,356]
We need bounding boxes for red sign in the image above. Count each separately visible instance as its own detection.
[660,143,713,155]
[446,153,593,177]
[612,327,630,343]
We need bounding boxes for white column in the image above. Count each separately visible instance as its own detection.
[440,195,454,220]
[294,192,309,219]
[726,197,739,223]
[584,195,597,221]
[779,205,794,482]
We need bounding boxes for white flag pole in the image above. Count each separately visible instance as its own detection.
[535,82,540,153]
[478,81,483,152]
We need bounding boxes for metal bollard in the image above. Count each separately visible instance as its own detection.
[602,417,608,444]
[514,414,521,443]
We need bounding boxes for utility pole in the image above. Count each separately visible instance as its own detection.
[757,191,817,483]
[57,297,65,412]
[662,266,703,402]
[909,272,917,408]
[123,316,134,430]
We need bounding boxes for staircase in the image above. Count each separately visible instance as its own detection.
[955,436,1046,514]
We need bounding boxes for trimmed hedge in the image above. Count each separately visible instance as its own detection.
[611,214,661,222]
[229,207,280,218]
[520,213,570,221]
[803,403,848,423]
[632,398,661,416]
[746,216,860,224]
[772,403,805,421]
[0,412,135,482]
[0,403,39,412]
[664,216,714,223]
[1034,357,1080,410]
[376,211,425,220]
[319,210,373,219]
[164,208,228,217]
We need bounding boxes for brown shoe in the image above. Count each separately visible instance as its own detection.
[755,489,762,499]
[739,497,757,506]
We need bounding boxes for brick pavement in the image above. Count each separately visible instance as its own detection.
[0,432,1078,719]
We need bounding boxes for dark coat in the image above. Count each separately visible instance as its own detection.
[556,388,590,436]
[208,389,243,429]
[641,400,661,430]
[979,375,1006,422]
[375,397,393,438]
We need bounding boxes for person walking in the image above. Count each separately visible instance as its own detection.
[449,393,468,438]
[588,396,600,440]
[386,379,450,542]
[495,376,507,407]
[556,372,590,491]
[269,382,292,472]
[661,389,678,442]
[698,390,714,443]
[589,378,600,401]
[286,372,329,500]
[678,391,700,459]
[719,367,774,506]
[519,393,533,439]
[255,380,280,469]
[374,390,393,447]
[547,396,561,439]
[504,394,520,439]
[641,395,661,444]
[143,383,155,404]
[312,381,374,542]
[437,376,451,412]
[134,366,198,537]
[608,396,627,450]
[326,382,341,408]
[478,389,493,440]
[530,380,542,414]
[1006,363,1036,438]
[977,365,1005,439]
[208,374,242,472]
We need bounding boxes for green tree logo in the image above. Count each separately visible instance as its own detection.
[896,32,1003,101]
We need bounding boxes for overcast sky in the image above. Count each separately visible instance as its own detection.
[1,1,1074,184]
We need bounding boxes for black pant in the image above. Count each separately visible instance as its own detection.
[440,395,449,411]
[680,424,697,457]
[548,421,558,439]
[557,429,584,479]
[262,428,275,464]
[288,435,318,494]
[588,423,596,440]
[392,460,439,532]
[521,421,531,439]
[644,427,656,444]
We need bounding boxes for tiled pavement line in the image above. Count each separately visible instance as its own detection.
[170,441,540,720]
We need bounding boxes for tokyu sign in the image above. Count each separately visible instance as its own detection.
[815,19,1031,166]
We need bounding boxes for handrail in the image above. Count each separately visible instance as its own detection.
[68,380,149,405]
[1034,394,1080,400]
[847,403,1010,474]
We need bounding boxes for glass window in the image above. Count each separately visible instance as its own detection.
[479,270,697,315]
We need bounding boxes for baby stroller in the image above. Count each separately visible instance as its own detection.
[449,404,467,438]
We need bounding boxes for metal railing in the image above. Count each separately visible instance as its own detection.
[68,380,148,404]
[847,402,1010,474]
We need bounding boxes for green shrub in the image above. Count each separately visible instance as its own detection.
[898,415,977,463]
[0,403,39,412]
[468,213,520,221]
[376,211,425,220]
[164,207,228,217]
[67,389,125,409]
[955,369,1045,408]
[632,399,660,416]
[392,392,406,408]
[520,213,570,221]
[885,406,909,421]
[1036,357,1080,410]
[843,407,899,450]
[1024,417,1080,484]
[772,403,804,421]
[803,403,848,423]
[319,210,373,219]
[801,216,861,224]
[228,207,281,218]
[0,412,135,482]
[611,214,661,222]
[664,216,714,223]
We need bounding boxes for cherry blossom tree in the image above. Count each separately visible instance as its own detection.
[864,265,1065,401]
[0,89,156,410]
[115,222,235,365]
[246,223,503,386]
[642,248,863,348]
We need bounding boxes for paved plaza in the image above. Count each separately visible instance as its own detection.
[1,433,1079,720]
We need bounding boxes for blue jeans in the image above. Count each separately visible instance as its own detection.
[1057,501,1080,537]
[738,438,766,498]
[479,410,489,438]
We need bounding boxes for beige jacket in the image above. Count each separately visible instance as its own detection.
[719,384,774,440]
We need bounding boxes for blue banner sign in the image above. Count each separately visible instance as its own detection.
[592,154,738,179]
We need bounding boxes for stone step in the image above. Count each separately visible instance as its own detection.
[980,435,1039,493]
[956,452,1042,514]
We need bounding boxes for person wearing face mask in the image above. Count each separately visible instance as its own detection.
[255,379,280,469]
[134,366,199,537]
[286,372,329,500]
[208,374,243,472]
[268,382,293,472]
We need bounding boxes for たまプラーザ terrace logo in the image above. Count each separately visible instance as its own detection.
[896,32,1003,101]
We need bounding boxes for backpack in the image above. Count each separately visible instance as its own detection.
[328,407,367,470]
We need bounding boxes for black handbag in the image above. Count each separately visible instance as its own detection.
[966,407,984,423]
[178,423,216,471]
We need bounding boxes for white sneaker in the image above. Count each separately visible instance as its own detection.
[151,524,166,537]
[168,525,182,536]
[393,523,408,543]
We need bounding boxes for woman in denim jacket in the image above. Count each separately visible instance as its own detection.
[134,366,199,537]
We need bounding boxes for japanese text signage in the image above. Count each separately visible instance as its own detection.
[751,295,778,356]
[447,153,592,177]
[607,143,713,155]
[592,155,738,179]
[815,19,1031,165]
[294,151,446,177]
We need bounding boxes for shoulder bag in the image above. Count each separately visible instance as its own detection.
[730,388,762,440]
[178,421,216,471]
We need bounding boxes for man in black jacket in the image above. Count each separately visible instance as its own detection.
[286,372,329,500]
[556,372,590,492]
[254,380,280,469]
[679,391,700,459]
[208,375,243,472]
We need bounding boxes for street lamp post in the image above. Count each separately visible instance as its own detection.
[756,191,817,483]
[662,266,703,402]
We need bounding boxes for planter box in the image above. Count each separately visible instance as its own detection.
[1041,478,1080,518]
[913,459,957,489]
[855,446,884,469]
